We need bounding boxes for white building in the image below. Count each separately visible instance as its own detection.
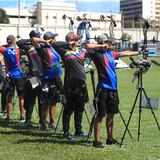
[155,0,160,25]
[0,1,122,42]
[34,1,121,33]
[4,8,35,26]
[0,1,159,44]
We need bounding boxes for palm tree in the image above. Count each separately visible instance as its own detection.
[0,8,9,24]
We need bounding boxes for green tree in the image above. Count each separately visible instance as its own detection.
[121,32,132,50]
[0,8,9,24]
[121,32,132,42]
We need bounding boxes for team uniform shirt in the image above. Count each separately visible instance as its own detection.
[36,44,62,80]
[53,43,87,85]
[63,47,87,84]
[17,39,43,78]
[89,48,121,91]
[0,47,23,78]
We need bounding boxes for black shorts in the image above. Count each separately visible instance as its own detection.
[39,79,63,106]
[7,78,25,97]
[97,89,119,117]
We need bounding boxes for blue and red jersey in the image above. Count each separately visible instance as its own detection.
[0,47,23,78]
[90,48,121,91]
[36,44,62,80]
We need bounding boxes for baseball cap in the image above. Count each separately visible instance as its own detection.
[43,31,58,40]
[29,30,41,38]
[65,32,81,42]
[96,33,112,44]
[6,35,16,44]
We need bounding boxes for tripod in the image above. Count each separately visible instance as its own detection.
[87,69,133,142]
[120,68,160,147]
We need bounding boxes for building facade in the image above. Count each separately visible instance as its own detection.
[120,0,160,28]
[155,0,160,26]
[0,1,160,44]
[33,1,121,33]
[0,1,122,42]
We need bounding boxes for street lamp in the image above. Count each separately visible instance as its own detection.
[120,11,124,32]
[17,0,20,36]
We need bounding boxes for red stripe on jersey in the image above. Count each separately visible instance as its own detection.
[0,47,6,54]
[16,48,20,66]
[113,51,119,59]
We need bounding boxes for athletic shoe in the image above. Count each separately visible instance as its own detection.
[24,121,34,128]
[19,116,25,123]
[0,110,7,116]
[40,123,48,131]
[5,117,12,123]
[74,130,87,137]
[48,123,55,129]
[106,138,120,145]
[63,132,76,141]
[93,140,105,148]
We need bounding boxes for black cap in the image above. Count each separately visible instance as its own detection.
[43,31,58,40]
[6,35,16,44]
[29,30,41,38]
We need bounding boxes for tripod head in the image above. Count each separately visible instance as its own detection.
[130,57,152,83]
[130,57,151,73]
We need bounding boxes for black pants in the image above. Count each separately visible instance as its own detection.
[24,80,41,122]
[0,77,7,112]
[1,89,7,112]
[62,79,88,133]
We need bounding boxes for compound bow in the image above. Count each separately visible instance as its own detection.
[135,15,150,59]
[107,15,117,43]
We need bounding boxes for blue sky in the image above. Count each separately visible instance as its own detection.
[0,0,120,13]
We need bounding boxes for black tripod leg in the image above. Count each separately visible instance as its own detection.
[12,93,16,111]
[118,109,133,139]
[86,69,96,142]
[84,108,91,126]
[142,88,160,130]
[120,89,140,147]
[138,88,143,141]
[54,105,64,134]
[86,113,96,142]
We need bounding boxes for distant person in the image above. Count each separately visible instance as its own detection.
[0,53,7,115]
[0,35,25,122]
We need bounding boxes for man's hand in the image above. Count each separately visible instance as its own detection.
[100,44,109,50]
[139,47,148,55]
[69,41,76,48]
[45,39,52,45]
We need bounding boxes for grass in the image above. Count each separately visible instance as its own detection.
[0,57,160,160]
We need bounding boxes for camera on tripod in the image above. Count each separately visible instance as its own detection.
[120,57,160,147]
[130,57,152,73]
